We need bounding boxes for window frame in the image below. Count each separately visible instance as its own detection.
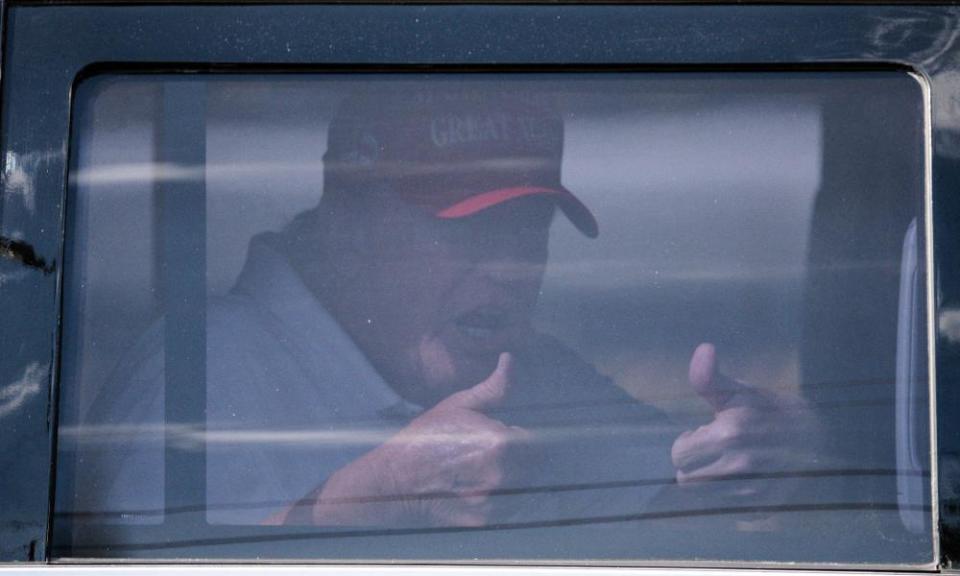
[0,2,956,570]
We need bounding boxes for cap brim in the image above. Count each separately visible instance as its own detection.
[435,186,599,238]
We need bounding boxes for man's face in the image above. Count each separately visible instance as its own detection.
[334,195,554,406]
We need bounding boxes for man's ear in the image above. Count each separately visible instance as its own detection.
[313,186,371,257]
[334,211,378,259]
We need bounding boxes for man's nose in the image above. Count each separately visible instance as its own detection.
[473,240,547,286]
[477,257,544,285]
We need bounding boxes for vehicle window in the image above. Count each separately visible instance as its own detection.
[52,72,932,564]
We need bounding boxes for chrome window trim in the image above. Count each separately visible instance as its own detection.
[0,567,947,575]
[28,556,947,572]
[919,68,940,556]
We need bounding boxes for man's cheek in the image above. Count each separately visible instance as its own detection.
[417,335,458,390]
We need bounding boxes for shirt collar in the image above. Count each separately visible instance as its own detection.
[233,233,421,418]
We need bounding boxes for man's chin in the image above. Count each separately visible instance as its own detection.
[415,337,501,404]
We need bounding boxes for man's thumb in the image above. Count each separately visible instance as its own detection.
[446,353,513,411]
[689,342,739,412]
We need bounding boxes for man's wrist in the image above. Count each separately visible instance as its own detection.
[307,449,404,526]
[280,485,325,525]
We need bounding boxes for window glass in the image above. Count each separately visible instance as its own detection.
[53,72,932,564]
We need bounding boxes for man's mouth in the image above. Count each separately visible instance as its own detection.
[453,307,511,343]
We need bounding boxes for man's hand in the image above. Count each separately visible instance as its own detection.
[286,353,525,527]
[671,343,820,500]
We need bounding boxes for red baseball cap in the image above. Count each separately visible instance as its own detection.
[323,87,599,238]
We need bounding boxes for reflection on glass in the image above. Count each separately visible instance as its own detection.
[53,73,931,564]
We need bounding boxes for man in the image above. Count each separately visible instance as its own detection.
[79,85,816,555]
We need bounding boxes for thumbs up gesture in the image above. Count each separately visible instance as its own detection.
[671,343,820,498]
[299,353,528,527]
